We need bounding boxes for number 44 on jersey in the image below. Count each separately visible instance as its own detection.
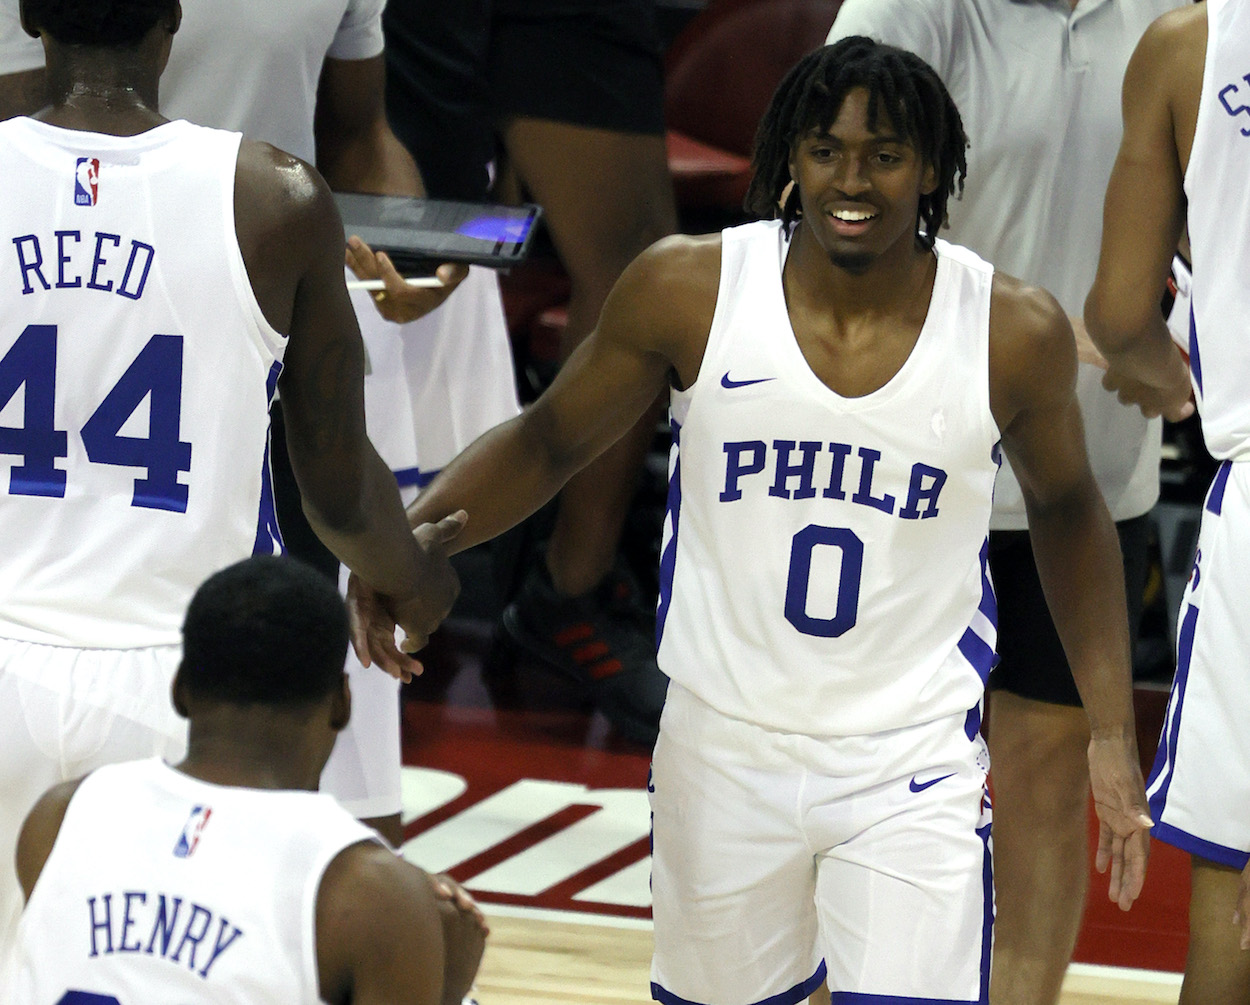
[0,325,192,512]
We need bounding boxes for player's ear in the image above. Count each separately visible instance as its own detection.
[171,668,190,720]
[920,161,939,196]
[168,1,183,34]
[330,674,351,732]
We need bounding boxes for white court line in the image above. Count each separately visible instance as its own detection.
[480,902,653,931]
[1065,962,1183,989]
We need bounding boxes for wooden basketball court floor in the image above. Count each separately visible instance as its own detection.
[409,618,1188,1005]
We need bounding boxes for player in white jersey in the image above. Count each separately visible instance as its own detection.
[1085,2,1250,998]
[354,38,1155,1003]
[10,554,486,1003]
[0,0,466,976]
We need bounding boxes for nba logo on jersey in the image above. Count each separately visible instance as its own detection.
[173,805,213,858]
[74,157,100,206]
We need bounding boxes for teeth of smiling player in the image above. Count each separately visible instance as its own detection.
[833,209,876,222]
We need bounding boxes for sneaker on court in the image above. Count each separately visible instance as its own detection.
[502,561,669,746]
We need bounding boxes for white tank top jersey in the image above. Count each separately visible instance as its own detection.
[656,222,1001,736]
[10,758,380,1003]
[1184,0,1250,461]
[0,118,287,649]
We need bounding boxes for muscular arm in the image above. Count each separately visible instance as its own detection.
[1084,7,1205,418]
[15,779,82,902]
[316,842,485,1005]
[235,143,457,648]
[403,235,720,548]
[314,54,423,197]
[991,276,1151,908]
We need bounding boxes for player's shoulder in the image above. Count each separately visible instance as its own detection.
[610,231,723,330]
[1135,2,1206,68]
[16,776,85,900]
[315,839,444,1000]
[234,139,337,232]
[989,271,1069,345]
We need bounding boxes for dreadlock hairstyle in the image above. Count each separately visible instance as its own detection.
[21,0,177,48]
[744,36,968,250]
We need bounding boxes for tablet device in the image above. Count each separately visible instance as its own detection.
[335,193,542,272]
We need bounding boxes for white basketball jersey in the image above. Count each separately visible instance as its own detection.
[656,222,1001,736]
[10,758,379,1003]
[1184,0,1250,460]
[0,119,287,649]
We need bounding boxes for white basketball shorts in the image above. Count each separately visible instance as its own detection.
[0,637,186,978]
[649,682,993,1005]
[1148,460,1250,868]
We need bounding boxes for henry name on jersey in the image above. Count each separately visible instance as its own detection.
[719,437,950,520]
[84,891,244,980]
[11,230,155,300]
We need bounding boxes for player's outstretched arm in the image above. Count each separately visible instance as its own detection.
[991,276,1152,911]
[316,842,487,1005]
[235,143,460,674]
[1084,7,1204,422]
[403,234,721,552]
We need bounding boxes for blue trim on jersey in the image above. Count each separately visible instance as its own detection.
[975,538,996,626]
[393,466,440,490]
[652,962,826,1005]
[1188,304,1203,397]
[957,629,997,685]
[1147,603,1199,823]
[1205,460,1232,516]
[828,992,984,1003]
[964,704,982,742]
[1152,821,1250,870]
[977,821,993,1004]
[253,361,285,555]
[655,418,683,650]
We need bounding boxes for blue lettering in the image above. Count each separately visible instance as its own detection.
[118,891,146,953]
[86,232,121,292]
[785,524,863,637]
[899,463,948,520]
[1219,76,1250,136]
[145,895,183,957]
[12,235,49,294]
[851,447,896,514]
[199,917,245,979]
[822,442,853,500]
[720,440,766,501]
[55,230,81,288]
[117,241,155,300]
[87,895,113,957]
[170,903,213,970]
[769,439,821,500]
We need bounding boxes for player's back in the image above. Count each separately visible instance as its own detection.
[0,118,287,649]
[10,758,379,1002]
[1184,0,1250,460]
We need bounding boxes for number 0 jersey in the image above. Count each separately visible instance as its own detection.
[0,118,286,648]
[10,759,380,1003]
[656,222,1001,736]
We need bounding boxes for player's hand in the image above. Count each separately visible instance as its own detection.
[346,235,468,324]
[1234,860,1250,949]
[391,511,468,657]
[1100,350,1195,422]
[346,571,424,683]
[1071,316,1109,370]
[428,873,490,935]
[1088,732,1153,911]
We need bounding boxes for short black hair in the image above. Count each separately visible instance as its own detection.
[179,556,348,707]
[745,36,968,249]
[21,0,177,48]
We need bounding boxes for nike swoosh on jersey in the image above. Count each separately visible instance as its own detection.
[720,372,776,389]
[908,772,957,793]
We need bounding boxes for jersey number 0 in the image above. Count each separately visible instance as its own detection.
[0,324,192,512]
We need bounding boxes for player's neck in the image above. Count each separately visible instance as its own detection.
[38,45,165,135]
[177,721,332,793]
[787,223,937,318]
